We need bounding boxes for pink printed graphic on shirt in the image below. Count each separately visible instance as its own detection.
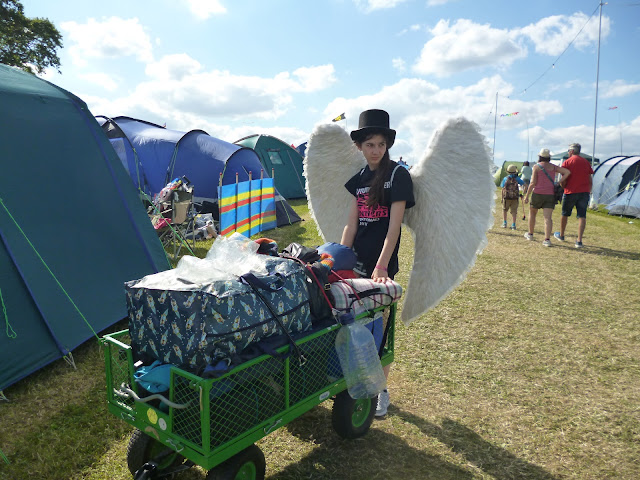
[357,193,388,219]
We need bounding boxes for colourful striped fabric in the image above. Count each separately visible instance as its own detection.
[218,183,238,236]
[260,178,277,232]
[218,178,277,237]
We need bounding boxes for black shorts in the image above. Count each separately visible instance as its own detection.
[561,192,590,218]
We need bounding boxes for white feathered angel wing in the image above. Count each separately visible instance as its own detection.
[304,118,494,326]
[401,117,494,324]
[304,123,365,243]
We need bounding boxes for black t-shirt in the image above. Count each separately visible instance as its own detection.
[345,162,415,278]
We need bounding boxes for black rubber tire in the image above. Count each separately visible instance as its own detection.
[331,390,376,439]
[126,428,187,478]
[206,444,266,480]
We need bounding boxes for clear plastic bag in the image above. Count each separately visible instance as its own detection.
[130,233,269,291]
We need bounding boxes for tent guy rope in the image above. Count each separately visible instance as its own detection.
[0,196,99,341]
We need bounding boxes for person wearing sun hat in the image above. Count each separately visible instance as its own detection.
[524,148,571,246]
[500,164,524,229]
[342,109,415,417]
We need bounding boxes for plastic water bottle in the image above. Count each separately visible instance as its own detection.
[334,312,387,399]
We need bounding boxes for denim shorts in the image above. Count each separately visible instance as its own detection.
[561,192,590,218]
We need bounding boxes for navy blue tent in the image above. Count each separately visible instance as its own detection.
[98,116,267,204]
[98,116,302,226]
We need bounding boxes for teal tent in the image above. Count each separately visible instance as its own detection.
[551,150,599,165]
[493,160,529,186]
[0,64,170,392]
[235,134,307,199]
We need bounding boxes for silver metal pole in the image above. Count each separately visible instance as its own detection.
[618,108,623,154]
[591,2,604,164]
[526,116,530,163]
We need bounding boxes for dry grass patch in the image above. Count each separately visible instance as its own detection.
[1,194,638,479]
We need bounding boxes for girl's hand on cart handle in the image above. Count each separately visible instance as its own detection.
[372,266,389,283]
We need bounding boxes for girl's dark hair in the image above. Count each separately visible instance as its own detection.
[355,130,393,208]
[523,161,530,166]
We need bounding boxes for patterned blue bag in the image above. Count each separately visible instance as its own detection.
[126,257,312,372]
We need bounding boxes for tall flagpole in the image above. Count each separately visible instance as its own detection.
[591,2,604,165]
[618,108,622,154]
[526,116,530,163]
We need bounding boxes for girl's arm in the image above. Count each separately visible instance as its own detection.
[373,200,406,282]
[557,165,571,185]
[340,197,359,248]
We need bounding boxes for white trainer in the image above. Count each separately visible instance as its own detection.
[375,390,390,417]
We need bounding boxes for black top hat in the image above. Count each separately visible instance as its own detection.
[350,109,396,148]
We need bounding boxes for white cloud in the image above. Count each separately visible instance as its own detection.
[182,0,227,20]
[354,0,409,13]
[518,12,610,56]
[427,0,456,5]
[291,65,337,92]
[145,54,202,81]
[323,75,562,163]
[413,19,527,76]
[81,55,337,131]
[61,17,153,66]
[600,80,640,99]
[79,72,119,91]
[525,115,640,161]
[392,57,406,73]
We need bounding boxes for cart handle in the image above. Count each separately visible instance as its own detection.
[116,384,192,409]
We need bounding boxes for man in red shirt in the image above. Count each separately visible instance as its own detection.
[554,143,594,248]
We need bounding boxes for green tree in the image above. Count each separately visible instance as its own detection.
[0,0,62,74]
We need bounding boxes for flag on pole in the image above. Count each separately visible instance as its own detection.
[608,106,618,110]
[332,113,346,122]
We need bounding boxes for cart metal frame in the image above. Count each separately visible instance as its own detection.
[103,303,396,478]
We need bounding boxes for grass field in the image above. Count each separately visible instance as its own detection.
[1,194,639,480]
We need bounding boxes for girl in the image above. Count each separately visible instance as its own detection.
[340,109,415,416]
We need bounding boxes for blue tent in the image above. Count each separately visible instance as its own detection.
[0,65,169,392]
[97,116,267,204]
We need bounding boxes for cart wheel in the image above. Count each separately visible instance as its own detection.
[331,390,376,439]
[206,444,266,480]
[127,428,187,478]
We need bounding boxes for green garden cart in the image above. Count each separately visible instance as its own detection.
[102,304,396,480]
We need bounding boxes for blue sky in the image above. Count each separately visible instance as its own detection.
[25,0,640,167]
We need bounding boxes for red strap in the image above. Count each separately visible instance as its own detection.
[281,255,334,310]
[330,270,364,305]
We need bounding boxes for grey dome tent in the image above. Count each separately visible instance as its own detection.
[606,181,640,218]
[591,156,640,206]
[235,134,307,199]
[0,65,169,392]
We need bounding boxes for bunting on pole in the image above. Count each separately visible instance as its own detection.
[608,106,618,110]
[500,112,519,117]
[332,113,346,122]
